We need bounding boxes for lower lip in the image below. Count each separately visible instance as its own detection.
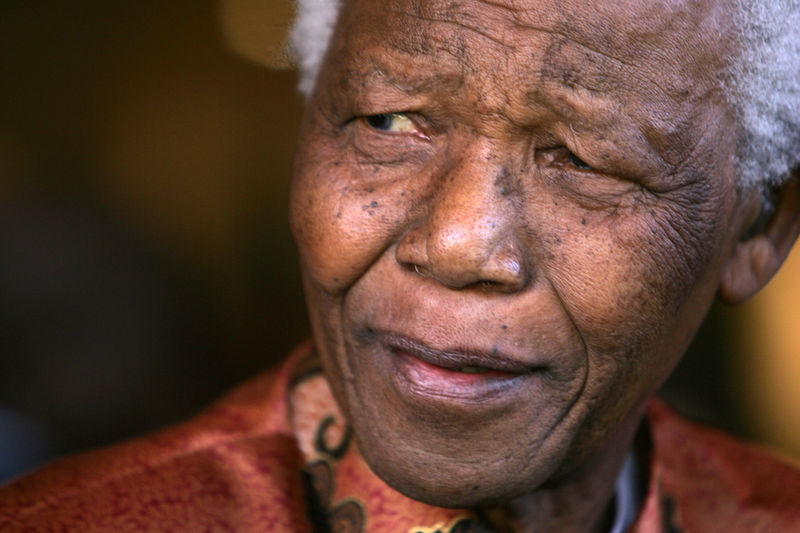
[390,349,528,403]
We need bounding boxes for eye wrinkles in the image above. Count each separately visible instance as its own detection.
[329,56,683,187]
[358,110,596,174]
[351,107,701,211]
[341,87,679,189]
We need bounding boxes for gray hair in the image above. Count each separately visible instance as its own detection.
[290,0,342,96]
[290,0,800,194]
[728,1,800,193]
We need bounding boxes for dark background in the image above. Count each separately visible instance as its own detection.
[1,0,796,482]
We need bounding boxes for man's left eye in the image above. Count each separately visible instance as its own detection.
[364,113,417,133]
[568,152,593,170]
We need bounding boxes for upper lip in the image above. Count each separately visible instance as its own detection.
[377,330,536,374]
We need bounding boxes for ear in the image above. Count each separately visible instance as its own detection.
[720,171,800,304]
[719,169,800,304]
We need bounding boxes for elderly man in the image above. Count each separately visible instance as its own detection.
[2,0,800,531]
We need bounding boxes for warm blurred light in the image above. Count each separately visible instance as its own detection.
[220,0,295,69]
[736,242,800,461]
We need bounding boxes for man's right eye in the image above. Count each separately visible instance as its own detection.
[363,113,418,133]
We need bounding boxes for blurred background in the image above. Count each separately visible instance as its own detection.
[0,0,798,483]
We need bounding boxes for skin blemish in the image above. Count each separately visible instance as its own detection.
[581,218,586,225]
[501,324,508,330]
[494,167,513,197]
[358,328,378,344]
[371,201,379,208]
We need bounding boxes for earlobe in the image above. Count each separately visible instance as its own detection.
[720,173,800,304]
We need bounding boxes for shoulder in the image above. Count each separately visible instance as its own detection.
[0,341,317,532]
[640,399,800,532]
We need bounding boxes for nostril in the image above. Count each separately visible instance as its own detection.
[402,261,427,277]
[469,278,514,293]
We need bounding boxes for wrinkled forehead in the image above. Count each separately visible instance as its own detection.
[325,0,733,104]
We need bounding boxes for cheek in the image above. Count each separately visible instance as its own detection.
[551,199,725,364]
[290,152,415,293]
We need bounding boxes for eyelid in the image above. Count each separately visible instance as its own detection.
[360,112,431,141]
[538,146,595,171]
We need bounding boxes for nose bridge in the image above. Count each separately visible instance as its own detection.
[429,150,509,259]
[396,139,529,292]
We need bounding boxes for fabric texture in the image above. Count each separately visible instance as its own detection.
[2,341,800,532]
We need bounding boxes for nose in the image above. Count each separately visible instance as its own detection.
[396,155,530,293]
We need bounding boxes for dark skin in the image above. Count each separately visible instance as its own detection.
[289,0,800,531]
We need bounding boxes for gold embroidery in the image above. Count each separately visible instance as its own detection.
[408,515,476,533]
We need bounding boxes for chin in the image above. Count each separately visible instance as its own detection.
[364,455,529,509]
[352,426,564,509]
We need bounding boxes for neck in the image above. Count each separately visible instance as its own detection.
[478,404,648,533]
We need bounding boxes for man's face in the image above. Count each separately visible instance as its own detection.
[290,0,753,507]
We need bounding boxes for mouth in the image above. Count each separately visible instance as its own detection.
[381,331,534,373]
[373,330,539,404]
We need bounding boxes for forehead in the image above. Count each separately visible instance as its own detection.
[328,0,731,107]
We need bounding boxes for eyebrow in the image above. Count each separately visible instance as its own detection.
[344,57,465,97]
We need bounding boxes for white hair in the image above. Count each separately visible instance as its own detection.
[290,0,800,194]
[290,0,342,96]
[728,1,800,193]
